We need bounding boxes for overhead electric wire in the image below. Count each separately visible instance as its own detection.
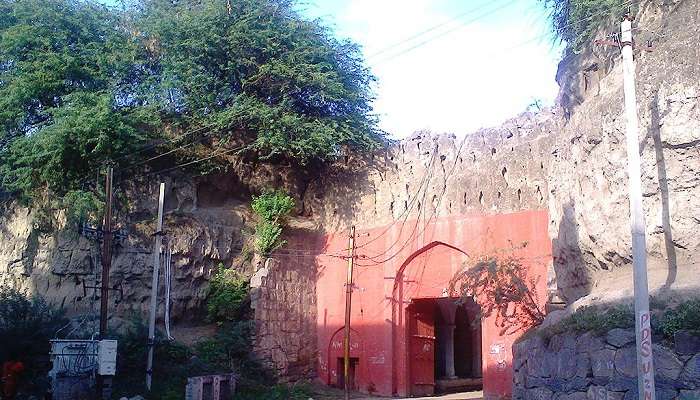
[371,0,638,66]
[367,0,516,60]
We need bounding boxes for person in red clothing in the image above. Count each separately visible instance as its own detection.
[1,354,25,400]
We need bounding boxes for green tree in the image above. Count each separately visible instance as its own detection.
[0,0,382,205]
[136,0,383,163]
[543,0,629,52]
[0,0,160,201]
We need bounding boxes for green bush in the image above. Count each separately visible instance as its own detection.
[112,318,273,400]
[542,303,635,338]
[251,191,295,255]
[251,191,296,223]
[254,221,286,256]
[0,288,67,394]
[654,299,700,339]
[206,264,250,324]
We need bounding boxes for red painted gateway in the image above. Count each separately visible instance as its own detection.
[314,210,551,399]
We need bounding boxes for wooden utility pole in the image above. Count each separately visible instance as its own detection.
[99,167,114,338]
[96,166,114,398]
[146,182,166,391]
[343,225,356,400]
[620,14,656,400]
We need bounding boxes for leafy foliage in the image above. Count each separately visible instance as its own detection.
[654,299,700,339]
[543,0,630,52]
[113,317,284,399]
[541,303,635,338]
[0,0,382,206]
[0,287,67,393]
[451,252,545,335]
[251,190,295,254]
[137,0,382,163]
[62,189,104,225]
[206,264,250,324]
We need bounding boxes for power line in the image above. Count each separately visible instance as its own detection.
[367,0,516,60]
[372,0,638,66]
[369,0,518,65]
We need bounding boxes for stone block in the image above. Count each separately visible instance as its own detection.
[525,375,551,389]
[607,375,636,392]
[592,348,616,377]
[623,387,678,400]
[614,347,636,378]
[653,344,683,380]
[562,377,592,392]
[576,353,592,378]
[565,392,588,400]
[587,385,608,400]
[577,333,606,354]
[681,354,700,387]
[526,387,554,400]
[680,390,700,400]
[528,347,549,378]
[560,348,578,379]
[676,331,700,355]
[606,329,636,348]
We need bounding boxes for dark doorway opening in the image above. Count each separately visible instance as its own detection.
[435,297,483,393]
[336,357,359,390]
[408,297,483,395]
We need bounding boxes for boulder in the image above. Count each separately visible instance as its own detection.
[591,348,616,378]
[526,387,554,400]
[676,331,700,356]
[614,347,637,378]
[653,344,684,380]
[606,329,636,348]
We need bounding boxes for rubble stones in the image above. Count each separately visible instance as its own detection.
[514,328,700,400]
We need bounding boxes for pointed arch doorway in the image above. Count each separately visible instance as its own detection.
[390,241,483,396]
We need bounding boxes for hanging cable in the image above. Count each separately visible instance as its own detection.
[164,244,174,341]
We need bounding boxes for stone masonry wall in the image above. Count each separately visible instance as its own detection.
[249,234,319,380]
[513,329,700,400]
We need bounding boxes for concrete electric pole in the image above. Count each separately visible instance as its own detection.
[620,14,656,400]
[146,182,166,391]
[343,225,356,400]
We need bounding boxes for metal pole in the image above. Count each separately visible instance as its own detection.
[96,166,113,399]
[621,16,656,400]
[146,182,166,390]
[343,226,356,400]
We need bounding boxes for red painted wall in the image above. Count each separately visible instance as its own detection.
[314,210,551,399]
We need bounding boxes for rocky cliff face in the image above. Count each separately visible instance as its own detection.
[0,0,698,381]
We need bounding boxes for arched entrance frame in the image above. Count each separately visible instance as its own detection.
[390,240,471,396]
[327,326,365,388]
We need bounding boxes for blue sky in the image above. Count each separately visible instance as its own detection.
[100,0,563,138]
[300,0,563,138]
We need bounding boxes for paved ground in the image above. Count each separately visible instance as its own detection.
[311,388,484,400]
[357,391,484,400]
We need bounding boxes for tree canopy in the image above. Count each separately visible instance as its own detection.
[0,0,382,203]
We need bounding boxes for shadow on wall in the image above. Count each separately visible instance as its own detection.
[551,200,591,303]
[646,91,678,289]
